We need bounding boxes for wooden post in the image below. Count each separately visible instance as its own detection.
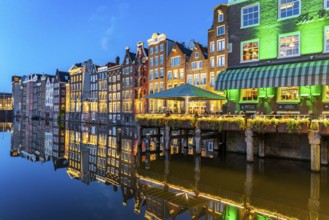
[165,125,171,151]
[194,128,202,155]
[308,131,321,172]
[245,129,254,162]
[258,134,265,158]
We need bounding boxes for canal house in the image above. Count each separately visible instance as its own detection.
[216,0,329,116]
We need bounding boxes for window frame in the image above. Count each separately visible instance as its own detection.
[217,25,225,36]
[216,55,225,67]
[218,10,224,22]
[217,39,225,51]
[241,3,260,28]
[240,39,259,63]
[277,86,300,102]
[171,56,181,67]
[210,41,215,53]
[278,0,301,20]
[278,32,300,58]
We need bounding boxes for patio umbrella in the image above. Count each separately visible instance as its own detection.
[145,84,226,114]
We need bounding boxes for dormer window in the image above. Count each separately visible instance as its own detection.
[218,10,224,22]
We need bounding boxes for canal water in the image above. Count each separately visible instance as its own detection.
[0,120,329,220]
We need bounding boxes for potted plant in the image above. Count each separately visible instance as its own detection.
[277,117,309,134]
[197,117,222,131]
[136,114,165,127]
[166,115,196,129]
[247,117,277,133]
[221,116,246,131]
[316,119,329,135]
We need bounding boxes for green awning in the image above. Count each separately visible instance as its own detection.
[215,60,329,90]
[146,83,225,100]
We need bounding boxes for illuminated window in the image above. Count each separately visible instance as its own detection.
[325,27,329,52]
[279,87,299,101]
[194,74,200,86]
[217,55,225,67]
[160,82,164,91]
[279,33,300,57]
[210,42,215,53]
[242,88,258,101]
[167,71,172,80]
[171,56,181,67]
[201,73,207,85]
[241,4,259,27]
[179,69,184,79]
[210,72,215,87]
[217,39,225,51]
[210,57,215,68]
[218,10,224,22]
[279,0,300,19]
[217,25,225,36]
[187,75,192,84]
[241,40,259,62]
[173,70,178,79]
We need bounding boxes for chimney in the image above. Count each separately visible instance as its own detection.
[115,56,120,65]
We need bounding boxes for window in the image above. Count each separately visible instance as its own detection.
[160,68,164,78]
[150,47,153,55]
[210,42,215,53]
[217,55,225,67]
[217,39,225,51]
[155,46,159,53]
[160,55,164,65]
[241,4,259,27]
[241,40,259,62]
[218,10,224,22]
[279,33,300,57]
[160,44,164,51]
[210,73,215,87]
[187,75,193,84]
[179,69,184,79]
[194,75,200,85]
[126,58,129,64]
[155,69,159,79]
[279,0,300,19]
[154,83,158,93]
[242,89,258,101]
[201,73,206,85]
[325,27,329,52]
[167,71,173,80]
[171,56,181,67]
[149,84,153,94]
[160,82,164,91]
[324,86,329,100]
[155,56,159,66]
[192,61,203,70]
[149,70,154,80]
[173,70,178,79]
[195,52,199,58]
[210,57,215,68]
[150,58,154,67]
[279,87,299,101]
[217,26,225,36]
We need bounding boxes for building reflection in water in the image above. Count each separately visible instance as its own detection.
[9,119,329,220]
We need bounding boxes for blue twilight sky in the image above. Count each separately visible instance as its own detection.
[0,0,226,93]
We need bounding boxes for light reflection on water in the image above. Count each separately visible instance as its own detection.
[0,119,328,220]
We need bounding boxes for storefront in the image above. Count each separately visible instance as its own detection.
[215,60,329,115]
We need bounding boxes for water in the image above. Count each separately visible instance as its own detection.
[0,120,329,220]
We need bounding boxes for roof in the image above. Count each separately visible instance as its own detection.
[146,83,226,101]
[176,42,193,58]
[129,52,136,62]
[199,43,208,59]
[56,70,70,82]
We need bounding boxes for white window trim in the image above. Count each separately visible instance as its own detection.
[241,3,260,28]
[278,32,301,58]
[217,25,225,36]
[240,39,259,63]
[278,0,301,20]
[210,41,215,53]
[218,11,224,22]
[217,39,225,51]
[325,26,329,53]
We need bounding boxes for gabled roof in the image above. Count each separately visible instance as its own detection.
[176,42,193,57]
[129,52,136,62]
[196,42,208,59]
[56,69,70,82]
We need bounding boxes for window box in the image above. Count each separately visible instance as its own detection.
[277,118,309,134]
[247,118,277,133]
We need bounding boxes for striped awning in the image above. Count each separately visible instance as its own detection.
[215,60,329,90]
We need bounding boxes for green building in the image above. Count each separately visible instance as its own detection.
[216,0,329,115]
